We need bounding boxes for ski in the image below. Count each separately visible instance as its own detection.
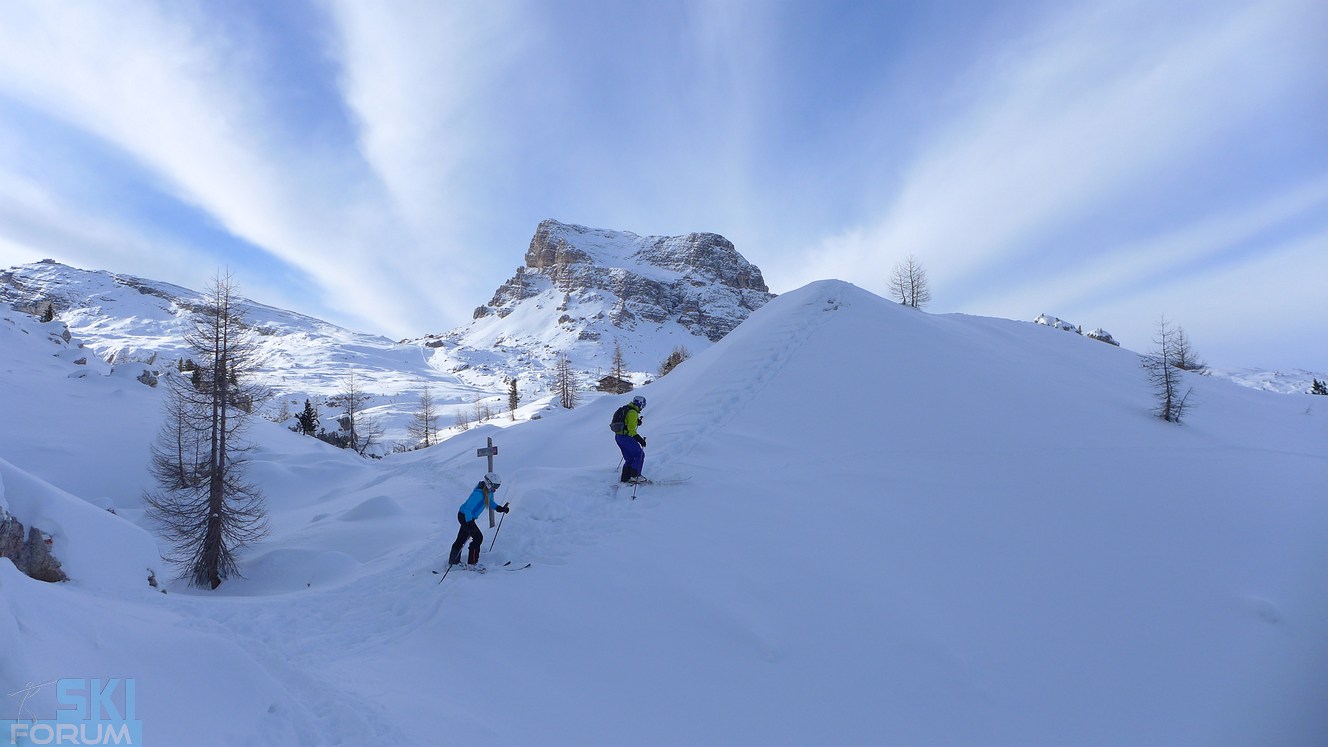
[615,476,692,500]
[614,477,691,488]
[433,565,486,575]
[432,561,530,575]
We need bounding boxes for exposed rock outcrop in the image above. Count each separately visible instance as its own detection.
[0,509,67,583]
[478,219,773,342]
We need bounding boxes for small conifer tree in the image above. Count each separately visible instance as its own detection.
[296,399,319,435]
[507,378,521,421]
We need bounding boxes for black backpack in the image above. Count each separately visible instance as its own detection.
[609,404,631,434]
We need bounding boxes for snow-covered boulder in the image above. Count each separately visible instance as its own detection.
[1086,328,1120,346]
[1034,313,1078,332]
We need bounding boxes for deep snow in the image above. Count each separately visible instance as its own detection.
[2,280,1327,745]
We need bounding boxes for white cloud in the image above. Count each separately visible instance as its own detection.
[793,0,1318,300]
[982,175,1328,317]
[1080,226,1328,370]
[325,2,526,245]
[0,1,453,337]
[0,0,1320,364]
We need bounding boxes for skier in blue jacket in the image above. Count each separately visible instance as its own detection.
[613,395,649,483]
[448,472,509,570]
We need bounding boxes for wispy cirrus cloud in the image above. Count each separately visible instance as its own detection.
[1078,225,1328,366]
[0,1,445,336]
[792,0,1327,321]
[0,0,1321,368]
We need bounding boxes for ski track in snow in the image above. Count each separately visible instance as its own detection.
[167,445,653,746]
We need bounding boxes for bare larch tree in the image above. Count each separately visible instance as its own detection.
[1142,315,1194,423]
[888,254,932,308]
[611,343,628,384]
[1171,326,1207,373]
[329,370,381,455]
[406,385,440,448]
[555,354,580,409]
[145,272,269,589]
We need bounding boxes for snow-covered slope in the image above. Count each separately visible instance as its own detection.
[1208,366,1328,395]
[4,278,1326,744]
[1,260,504,449]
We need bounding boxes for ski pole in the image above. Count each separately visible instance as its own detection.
[488,509,507,552]
[438,563,454,585]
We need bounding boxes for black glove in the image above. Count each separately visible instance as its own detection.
[634,435,647,447]
[497,504,510,514]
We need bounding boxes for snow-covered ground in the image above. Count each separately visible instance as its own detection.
[1208,366,1327,396]
[0,261,544,451]
[3,280,1327,745]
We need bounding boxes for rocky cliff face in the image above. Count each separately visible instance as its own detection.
[471,219,773,344]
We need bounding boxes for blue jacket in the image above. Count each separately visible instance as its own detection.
[458,482,499,522]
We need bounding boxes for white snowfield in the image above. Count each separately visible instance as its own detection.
[2,280,1326,745]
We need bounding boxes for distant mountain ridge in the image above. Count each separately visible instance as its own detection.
[4,224,1322,452]
[0,220,778,446]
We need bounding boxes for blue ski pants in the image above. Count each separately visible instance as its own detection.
[615,434,644,474]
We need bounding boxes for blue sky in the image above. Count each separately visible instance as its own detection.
[0,0,1324,370]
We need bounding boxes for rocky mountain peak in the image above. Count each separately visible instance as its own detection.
[522,219,767,291]
[473,219,773,345]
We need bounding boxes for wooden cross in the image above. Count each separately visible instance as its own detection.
[476,437,499,527]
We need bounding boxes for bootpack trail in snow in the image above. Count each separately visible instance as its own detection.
[644,288,842,481]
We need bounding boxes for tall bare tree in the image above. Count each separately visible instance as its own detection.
[1171,326,1207,373]
[145,272,268,589]
[472,399,494,424]
[406,385,440,448]
[611,343,628,383]
[329,371,381,455]
[888,254,932,308]
[454,408,473,431]
[1142,315,1194,423]
[555,354,580,409]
